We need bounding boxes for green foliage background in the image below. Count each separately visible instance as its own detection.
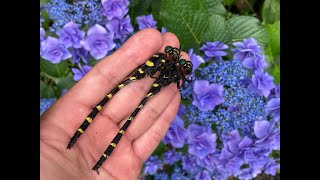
[40,0,280,106]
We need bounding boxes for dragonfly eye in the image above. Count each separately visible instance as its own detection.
[164,46,173,53]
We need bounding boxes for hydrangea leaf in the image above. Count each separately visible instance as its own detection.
[268,64,280,83]
[206,1,227,17]
[201,14,230,44]
[160,0,226,50]
[265,21,280,63]
[40,80,55,98]
[40,58,70,78]
[262,0,280,24]
[227,16,269,49]
[57,74,76,95]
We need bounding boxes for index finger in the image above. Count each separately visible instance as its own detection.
[60,28,163,107]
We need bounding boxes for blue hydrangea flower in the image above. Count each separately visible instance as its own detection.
[177,104,186,117]
[182,155,198,171]
[266,98,280,121]
[254,120,280,150]
[232,37,261,62]
[40,98,55,115]
[81,24,116,60]
[192,80,224,112]
[143,156,162,175]
[161,27,167,33]
[154,172,169,180]
[248,70,275,98]
[188,48,205,72]
[196,152,218,172]
[163,115,189,148]
[40,27,45,42]
[264,158,280,176]
[237,168,261,180]
[71,48,91,64]
[105,15,133,40]
[187,124,217,159]
[102,0,129,20]
[56,22,85,48]
[40,36,72,64]
[71,65,92,81]
[163,150,182,165]
[242,54,268,71]
[199,41,229,62]
[195,170,211,180]
[136,14,157,30]
[46,0,104,31]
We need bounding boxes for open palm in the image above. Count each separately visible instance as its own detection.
[40,29,190,180]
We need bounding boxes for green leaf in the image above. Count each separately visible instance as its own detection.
[40,80,55,98]
[268,65,280,83]
[262,0,280,24]
[129,0,153,24]
[227,16,269,48]
[265,21,280,62]
[206,2,228,17]
[223,0,236,6]
[40,58,70,78]
[201,14,230,44]
[160,0,211,50]
[57,74,76,94]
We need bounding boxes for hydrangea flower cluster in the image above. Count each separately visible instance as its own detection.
[41,1,280,179]
[143,38,280,179]
[41,0,133,82]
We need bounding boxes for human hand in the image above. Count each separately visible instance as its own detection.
[40,28,190,180]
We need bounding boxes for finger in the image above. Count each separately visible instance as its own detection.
[116,32,181,140]
[132,93,181,162]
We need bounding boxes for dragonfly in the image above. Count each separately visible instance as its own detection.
[67,46,182,149]
[91,58,193,173]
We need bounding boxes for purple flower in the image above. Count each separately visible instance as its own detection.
[237,168,261,180]
[163,116,189,148]
[143,156,162,175]
[249,156,269,171]
[254,120,280,149]
[102,0,129,20]
[187,124,217,159]
[197,152,219,172]
[192,80,224,111]
[71,48,90,64]
[40,27,45,42]
[40,36,72,64]
[242,54,267,71]
[182,155,197,171]
[56,22,85,48]
[232,37,261,62]
[220,131,242,159]
[177,104,186,117]
[136,14,157,30]
[264,159,280,176]
[161,27,167,33]
[248,70,275,98]
[196,170,211,180]
[81,24,116,60]
[266,98,280,121]
[188,48,205,72]
[270,84,280,98]
[199,41,229,62]
[163,150,182,165]
[72,65,92,81]
[105,15,133,40]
